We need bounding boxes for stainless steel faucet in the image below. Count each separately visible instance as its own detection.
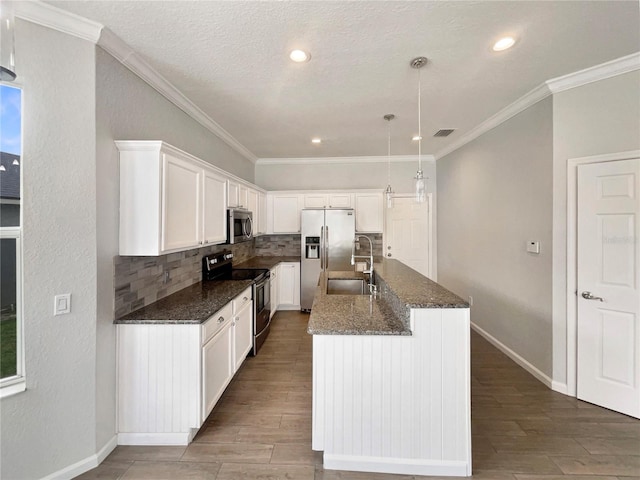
[351,235,375,293]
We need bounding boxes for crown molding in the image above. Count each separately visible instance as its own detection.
[256,154,435,166]
[546,51,640,94]
[97,28,257,164]
[15,1,258,164]
[436,52,640,161]
[435,83,552,160]
[14,0,103,43]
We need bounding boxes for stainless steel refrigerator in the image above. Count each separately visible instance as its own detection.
[300,208,356,311]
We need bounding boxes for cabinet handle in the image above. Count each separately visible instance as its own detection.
[243,297,248,301]
[217,316,225,323]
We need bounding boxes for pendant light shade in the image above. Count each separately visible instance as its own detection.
[384,114,395,209]
[411,57,428,203]
[0,2,17,81]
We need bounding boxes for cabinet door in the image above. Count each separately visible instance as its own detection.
[162,153,202,252]
[304,194,327,208]
[272,195,301,233]
[247,189,259,224]
[355,193,383,233]
[328,194,352,208]
[203,170,228,245]
[228,180,239,207]
[238,185,249,209]
[233,302,253,372]
[258,193,267,235]
[270,265,279,318]
[278,262,300,307]
[202,321,233,420]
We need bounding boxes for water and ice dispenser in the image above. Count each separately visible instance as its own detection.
[305,236,320,259]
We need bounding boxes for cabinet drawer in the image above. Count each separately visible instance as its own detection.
[233,286,253,314]
[202,303,233,345]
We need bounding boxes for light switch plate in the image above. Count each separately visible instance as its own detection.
[54,294,71,315]
[527,241,540,254]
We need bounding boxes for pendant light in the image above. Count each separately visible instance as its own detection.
[0,1,17,81]
[411,57,428,203]
[383,113,395,209]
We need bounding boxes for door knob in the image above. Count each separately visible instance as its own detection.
[387,253,392,257]
[581,291,604,302]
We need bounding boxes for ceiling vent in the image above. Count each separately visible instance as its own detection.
[434,129,455,137]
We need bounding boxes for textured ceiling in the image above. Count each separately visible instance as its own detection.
[47,1,640,159]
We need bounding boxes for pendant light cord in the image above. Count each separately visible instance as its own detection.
[418,67,422,172]
[387,119,391,186]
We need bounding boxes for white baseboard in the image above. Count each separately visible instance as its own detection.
[277,304,301,311]
[117,431,193,446]
[41,435,117,480]
[324,454,470,477]
[471,322,553,388]
[551,380,570,396]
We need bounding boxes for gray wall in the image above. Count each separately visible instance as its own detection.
[437,97,554,377]
[255,159,436,194]
[551,71,640,385]
[1,20,98,479]
[94,47,256,451]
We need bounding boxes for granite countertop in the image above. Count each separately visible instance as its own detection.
[307,270,411,336]
[115,280,253,324]
[307,258,468,336]
[234,255,301,269]
[374,259,468,309]
[115,256,301,325]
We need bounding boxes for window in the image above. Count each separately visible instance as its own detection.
[1,83,23,396]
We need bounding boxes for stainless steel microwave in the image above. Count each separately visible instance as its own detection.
[227,208,253,244]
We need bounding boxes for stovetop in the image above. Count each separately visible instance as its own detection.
[202,251,269,283]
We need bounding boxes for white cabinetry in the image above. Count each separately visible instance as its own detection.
[163,153,202,252]
[203,170,228,244]
[270,265,279,318]
[117,141,228,256]
[247,189,259,233]
[258,193,267,235]
[238,184,249,209]
[117,287,253,446]
[270,194,302,233]
[228,180,239,208]
[233,292,253,371]
[304,193,352,209]
[277,262,301,309]
[355,193,383,232]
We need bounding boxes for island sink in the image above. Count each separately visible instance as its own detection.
[326,278,368,295]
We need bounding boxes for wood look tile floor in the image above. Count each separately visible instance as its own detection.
[78,311,640,480]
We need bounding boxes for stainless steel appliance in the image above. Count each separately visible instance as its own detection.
[301,208,356,311]
[227,208,253,244]
[202,251,271,355]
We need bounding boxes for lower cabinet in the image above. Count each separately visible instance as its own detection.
[269,264,279,319]
[117,286,253,446]
[277,262,301,309]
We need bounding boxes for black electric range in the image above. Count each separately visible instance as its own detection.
[202,251,271,355]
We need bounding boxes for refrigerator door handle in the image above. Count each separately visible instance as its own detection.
[325,226,329,270]
[320,226,324,269]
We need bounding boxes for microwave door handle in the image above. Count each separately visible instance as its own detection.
[246,216,253,237]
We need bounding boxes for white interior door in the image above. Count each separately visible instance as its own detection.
[384,196,430,277]
[577,158,640,418]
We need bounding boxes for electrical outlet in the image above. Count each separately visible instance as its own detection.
[163,270,171,284]
[468,295,473,306]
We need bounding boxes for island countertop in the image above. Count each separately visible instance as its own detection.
[307,258,468,336]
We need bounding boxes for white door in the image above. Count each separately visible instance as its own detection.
[203,170,227,245]
[577,158,640,418]
[384,196,430,277]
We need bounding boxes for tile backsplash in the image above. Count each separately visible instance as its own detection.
[254,234,301,256]
[114,241,254,318]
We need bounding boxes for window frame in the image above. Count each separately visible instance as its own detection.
[0,82,24,398]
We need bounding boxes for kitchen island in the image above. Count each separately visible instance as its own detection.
[308,259,471,477]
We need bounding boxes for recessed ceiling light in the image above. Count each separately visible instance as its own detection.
[493,37,516,51]
[311,138,321,144]
[290,49,311,62]
[412,135,422,141]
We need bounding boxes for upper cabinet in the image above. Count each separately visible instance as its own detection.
[258,192,267,235]
[303,193,352,209]
[228,180,240,208]
[355,193,383,232]
[238,185,249,209]
[270,194,303,233]
[117,141,262,256]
